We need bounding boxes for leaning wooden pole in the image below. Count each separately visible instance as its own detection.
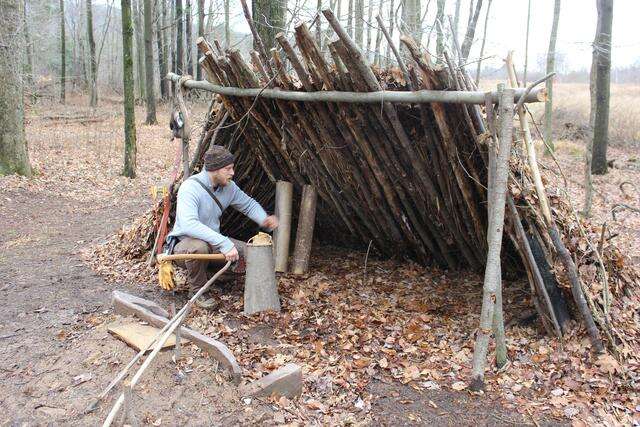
[470,87,515,391]
[292,185,317,275]
[273,181,293,272]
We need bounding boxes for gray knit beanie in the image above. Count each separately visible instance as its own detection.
[204,146,235,171]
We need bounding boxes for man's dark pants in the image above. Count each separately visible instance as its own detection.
[173,237,246,291]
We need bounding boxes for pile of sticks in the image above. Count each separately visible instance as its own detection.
[194,18,520,271]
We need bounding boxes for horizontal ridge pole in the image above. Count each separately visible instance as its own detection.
[167,73,545,105]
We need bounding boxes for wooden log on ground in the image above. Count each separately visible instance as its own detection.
[292,185,317,275]
[273,181,293,272]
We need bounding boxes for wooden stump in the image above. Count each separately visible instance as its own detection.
[244,235,280,315]
[292,185,317,275]
[273,181,293,272]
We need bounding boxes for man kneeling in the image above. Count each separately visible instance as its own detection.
[167,146,278,303]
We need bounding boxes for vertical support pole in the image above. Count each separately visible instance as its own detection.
[273,181,293,272]
[470,87,515,391]
[292,185,317,275]
[487,87,508,369]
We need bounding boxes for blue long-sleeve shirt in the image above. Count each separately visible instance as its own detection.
[167,169,268,253]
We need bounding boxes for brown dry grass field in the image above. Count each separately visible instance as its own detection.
[0,83,638,425]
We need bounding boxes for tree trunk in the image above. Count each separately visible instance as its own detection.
[384,0,394,67]
[373,0,383,65]
[224,0,230,47]
[156,0,168,99]
[354,0,363,48]
[584,0,602,215]
[60,0,66,103]
[460,0,483,62]
[317,0,323,50]
[347,0,353,38]
[470,87,514,391]
[185,0,192,76]
[523,0,531,86]
[0,0,32,176]
[176,0,183,73]
[143,0,157,124]
[544,0,561,154]
[474,0,491,85]
[23,0,34,88]
[591,0,613,175]
[134,0,146,100]
[87,0,98,107]
[404,0,420,47]
[121,0,137,178]
[436,0,445,60]
[453,0,461,42]
[252,0,285,50]
[365,0,373,55]
[196,0,204,80]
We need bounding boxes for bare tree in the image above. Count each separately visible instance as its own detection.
[121,0,137,178]
[475,0,491,85]
[87,0,98,106]
[544,0,561,154]
[373,0,383,65]
[452,0,461,40]
[385,0,395,67]
[143,0,157,123]
[60,0,66,103]
[317,0,323,49]
[404,0,421,45]
[591,0,613,175]
[224,0,230,47]
[156,0,169,99]
[251,0,285,50]
[196,0,204,80]
[185,0,192,76]
[347,0,353,37]
[23,0,34,88]
[523,0,531,85]
[0,0,32,176]
[460,0,483,62]
[354,0,364,48]
[436,0,445,60]
[176,0,183,73]
[133,0,146,99]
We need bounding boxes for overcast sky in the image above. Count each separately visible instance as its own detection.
[474,0,640,71]
[226,0,639,72]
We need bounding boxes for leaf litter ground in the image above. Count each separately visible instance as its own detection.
[86,132,640,424]
[5,97,637,425]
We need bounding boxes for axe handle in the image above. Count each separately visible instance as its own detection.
[157,253,227,262]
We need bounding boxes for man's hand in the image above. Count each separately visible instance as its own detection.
[261,215,279,230]
[223,246,239,262]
